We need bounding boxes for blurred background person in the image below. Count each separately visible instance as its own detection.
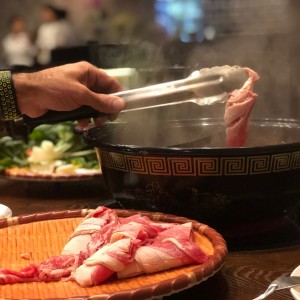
[35,4,80,65]
[2,15,36,68]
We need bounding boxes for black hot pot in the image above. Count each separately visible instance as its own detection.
[83,114,300,242]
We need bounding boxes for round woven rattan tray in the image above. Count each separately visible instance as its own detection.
[0,208,227,300]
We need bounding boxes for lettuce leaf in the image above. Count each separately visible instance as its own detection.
[0,136,28,172]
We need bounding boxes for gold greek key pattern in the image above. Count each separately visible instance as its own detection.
[248,155,271,174]
[99,150,300,176]
[292,151,300,169]
[222,157,247,175]
[99,150,113,168]
[168,157,196,176]
[0,70,19,121]
[125,155,148,174]
[194,158,221,176]
[272,153,291,172]
[145,157,171,175]
[111,153,128,171]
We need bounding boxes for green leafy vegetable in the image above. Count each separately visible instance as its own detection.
[28,122,86,153]
[0,122,99,173]
[0,136,28,172]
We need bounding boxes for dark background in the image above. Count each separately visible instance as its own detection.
[0,0,299,119]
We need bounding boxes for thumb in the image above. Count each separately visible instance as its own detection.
[84,89,125,114]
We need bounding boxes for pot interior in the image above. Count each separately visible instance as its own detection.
[85,115,300,149]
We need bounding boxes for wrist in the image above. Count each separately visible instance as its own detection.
[0,70,21,121]
[13,72,47,118]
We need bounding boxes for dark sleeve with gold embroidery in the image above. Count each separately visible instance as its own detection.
[0,70,21,121]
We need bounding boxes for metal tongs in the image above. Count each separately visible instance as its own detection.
[12,65,249,133]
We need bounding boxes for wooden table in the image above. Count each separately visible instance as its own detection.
[1,177,300,300]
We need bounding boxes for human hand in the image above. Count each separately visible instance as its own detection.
[13,62,125,127]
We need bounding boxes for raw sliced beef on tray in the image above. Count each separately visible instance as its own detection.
[73,238,139,287]
[118,222,209,278]
[0,207,210,287]
[0,254,80,284]
[0,206,118,284]
[62,206,119,256]
[72,214,182,286]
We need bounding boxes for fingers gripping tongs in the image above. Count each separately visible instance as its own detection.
[10,65,249,134]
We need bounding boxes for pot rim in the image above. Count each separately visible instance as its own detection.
[83,117,300,155]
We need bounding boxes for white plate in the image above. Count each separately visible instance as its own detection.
[0,204,12,218]
[291,265,300,299]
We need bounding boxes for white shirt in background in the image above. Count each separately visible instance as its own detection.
[36,20,79,65]
[2,32,35,67]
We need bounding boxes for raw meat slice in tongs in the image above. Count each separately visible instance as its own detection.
[116,65,259,147]
[224,68,260,147]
